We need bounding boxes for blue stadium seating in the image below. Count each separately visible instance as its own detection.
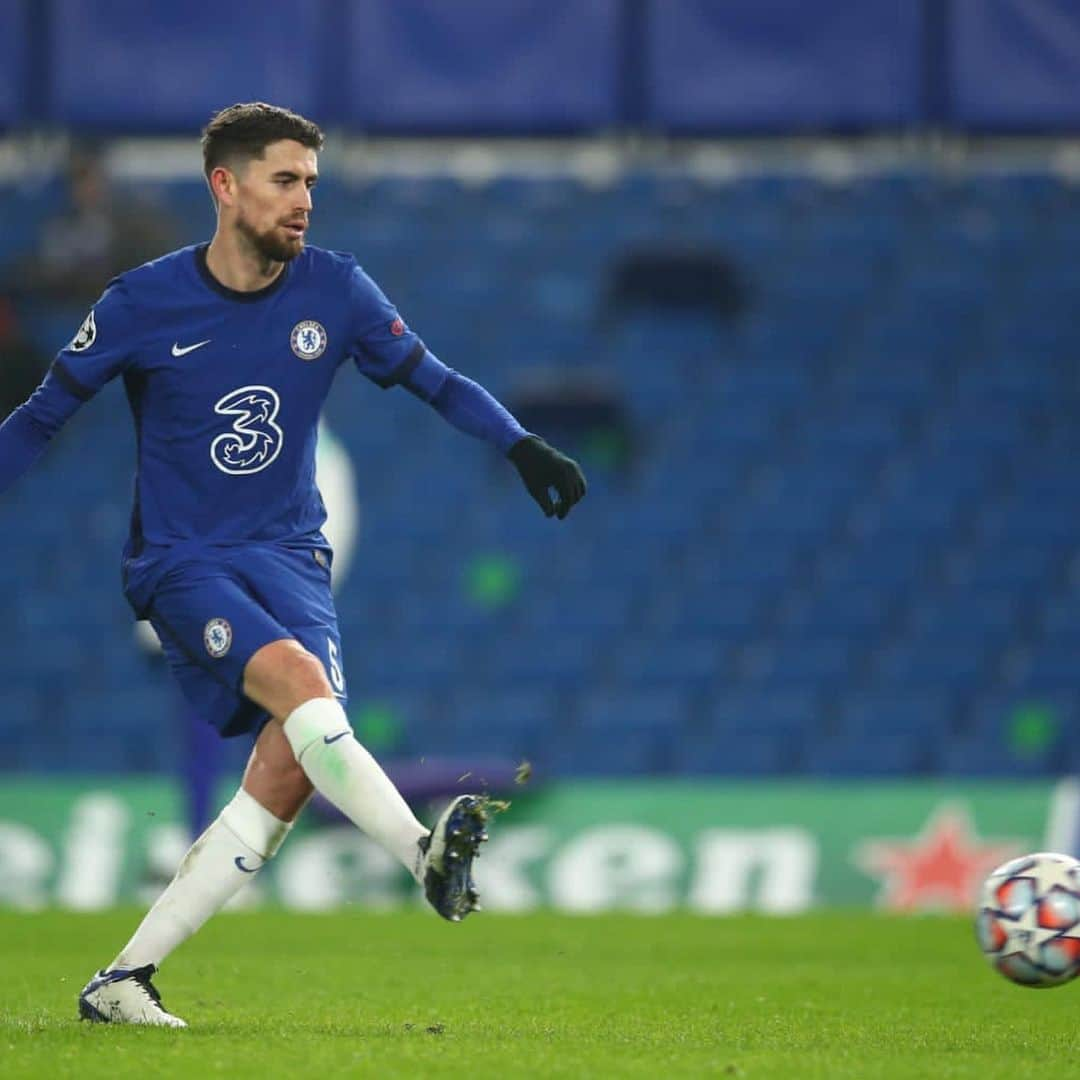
[870,638,995,693]
[834,693,953,738]
[935,737,1056,778]
[669,731,793,776]
[707,690,819,739]
[541,730,669,777]
[3,166,1080,779]
[803,733,928,777]
[419,690,553,762]
[611,636,727,692]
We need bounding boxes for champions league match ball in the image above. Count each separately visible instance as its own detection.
[976,852,1080,988]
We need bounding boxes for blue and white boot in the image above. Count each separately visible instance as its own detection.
[419,795,489,922]
[78,965,187,1028]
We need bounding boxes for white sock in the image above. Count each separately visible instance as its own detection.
[110,788,291,971]
[283,697,428,879]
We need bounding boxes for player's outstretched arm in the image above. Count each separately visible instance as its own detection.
[0,285,136,495]
[344,262,585,518]
[400,354,586,520]
[0,368,85,495]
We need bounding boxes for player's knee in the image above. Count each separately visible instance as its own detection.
[244,639,334,719]
[283,648,332,699]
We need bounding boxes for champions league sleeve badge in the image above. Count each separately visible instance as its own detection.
[70,309,97,352]
[291,320,328,360]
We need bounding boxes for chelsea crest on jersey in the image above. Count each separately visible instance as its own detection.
[290,319,328,360]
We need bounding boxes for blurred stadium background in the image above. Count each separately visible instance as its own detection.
[1,0,1080,914]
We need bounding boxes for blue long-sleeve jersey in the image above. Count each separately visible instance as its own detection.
[0,243,527,614]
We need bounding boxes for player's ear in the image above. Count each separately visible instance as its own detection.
[209,165,237,208]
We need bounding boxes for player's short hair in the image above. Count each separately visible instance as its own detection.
[201,102,324,183]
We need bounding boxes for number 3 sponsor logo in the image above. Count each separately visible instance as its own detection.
[210,385,284,475]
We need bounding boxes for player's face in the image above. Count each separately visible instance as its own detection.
[233,139,318,263]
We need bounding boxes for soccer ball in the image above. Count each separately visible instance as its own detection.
[976,851,1080,988]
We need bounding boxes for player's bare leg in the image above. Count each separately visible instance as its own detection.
[240,714,314,820]
[245,638,488,921]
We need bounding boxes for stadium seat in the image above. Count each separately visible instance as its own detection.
[576,689,694,736]
[803,733,928,777]
[869,638,995,692]
[646,586,774,639]
[934,736,1055,778]
[540,730,668,777]
[745,638,859,693]
[707,690,820,736]
[611,636,727,692]
[482,634,598,691]
[834,693,954,737]
[669,731,794,776]
[781,587,898,638]
[1012,646,1080,694]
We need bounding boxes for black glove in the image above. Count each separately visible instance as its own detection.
[508,435,587,520]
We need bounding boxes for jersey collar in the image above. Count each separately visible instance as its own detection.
[194,242,291,303]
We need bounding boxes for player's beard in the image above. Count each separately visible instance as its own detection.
[235,209,303,265]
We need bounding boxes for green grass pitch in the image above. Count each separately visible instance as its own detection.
[1,909,1077,1078]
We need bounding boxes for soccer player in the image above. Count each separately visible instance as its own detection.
[0,103,586,1028]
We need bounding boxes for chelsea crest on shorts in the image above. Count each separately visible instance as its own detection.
[203,618,232,658]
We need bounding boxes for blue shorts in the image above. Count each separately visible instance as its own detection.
[145,545,347,738]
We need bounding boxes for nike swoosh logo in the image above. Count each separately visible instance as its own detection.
[172,340,211,357]
[323,731,349,745]
[234,855,259,873]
